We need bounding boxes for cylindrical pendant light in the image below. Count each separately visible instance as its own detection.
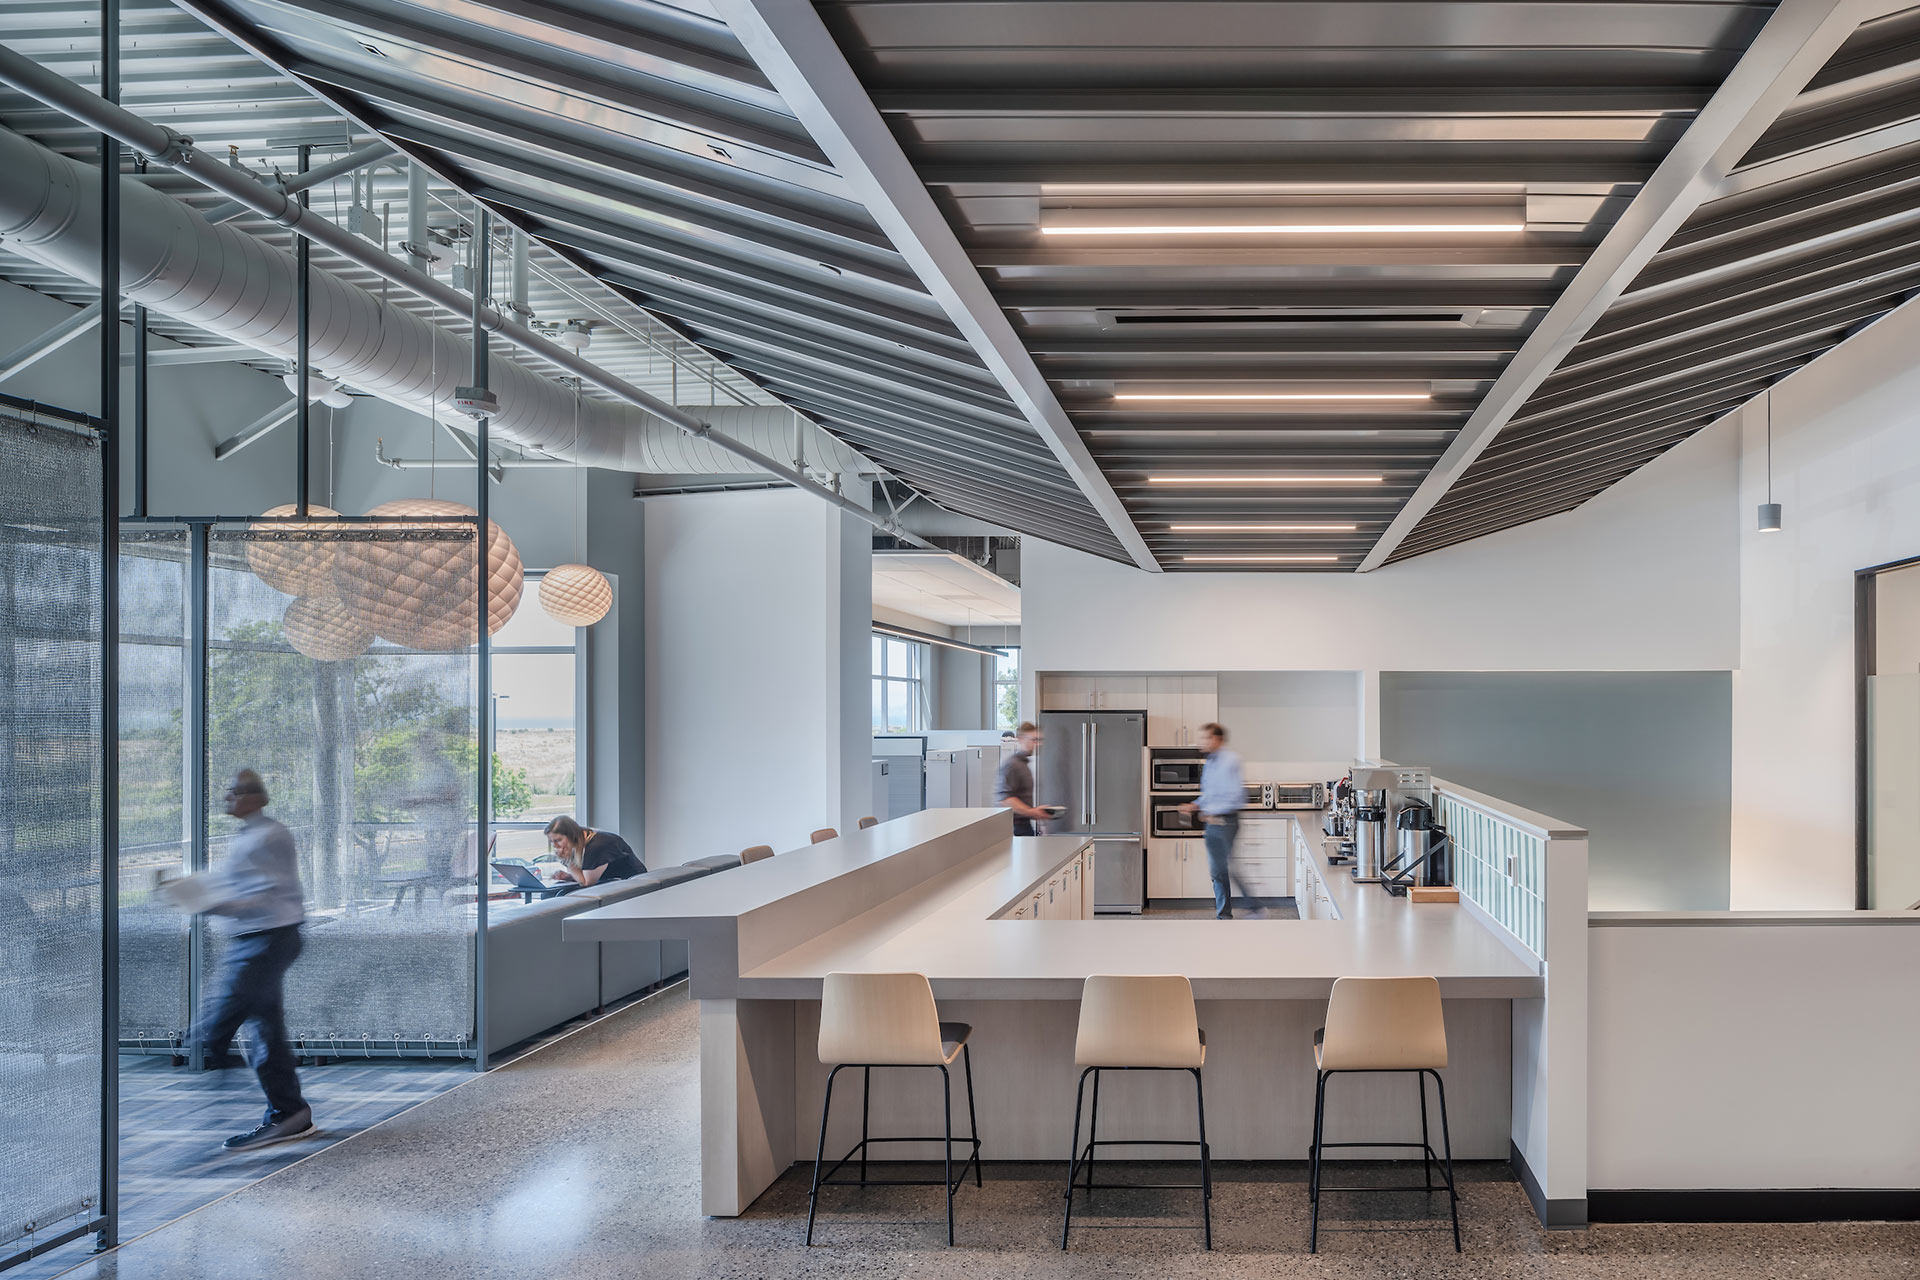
[1758,387,1783,533]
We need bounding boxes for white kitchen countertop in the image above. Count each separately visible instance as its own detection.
[567,807,1540,1001]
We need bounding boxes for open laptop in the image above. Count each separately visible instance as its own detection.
[490,859,571,894]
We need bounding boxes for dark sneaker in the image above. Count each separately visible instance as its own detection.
[223,1108,316,1152]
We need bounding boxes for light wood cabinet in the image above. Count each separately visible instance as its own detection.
[1146,675,1220,746]
[1181,840,1215,898]
[1041,673,1151,712]
[1147,838,1184,898]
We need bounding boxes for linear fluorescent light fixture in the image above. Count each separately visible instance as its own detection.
[1116,392,1428,403]
[1148,475,1384,485]
[871,621,1003,657]
[1044,222,1523,236]
[1182,555,1341,564]
[1169,523,1358,532]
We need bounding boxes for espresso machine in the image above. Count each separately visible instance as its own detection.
[1323,773,1355,863]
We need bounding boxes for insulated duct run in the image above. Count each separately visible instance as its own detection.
[0,123,871,478]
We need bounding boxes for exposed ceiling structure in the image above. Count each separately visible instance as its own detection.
[0,0,767,430]
[872,549,1019,626]
[742,0,1785,570]
[1386,4,1920,562]
[130,0,1136,561]
[7,0,1913,570]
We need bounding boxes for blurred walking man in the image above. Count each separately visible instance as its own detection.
[1181,724,1255,919]
[194,769,314,1150]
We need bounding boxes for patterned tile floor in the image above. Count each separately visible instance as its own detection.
[8,1054,470,1279]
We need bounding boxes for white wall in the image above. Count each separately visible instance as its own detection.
[643,488,870,864]
[1217,670,1360,772]
[1589,920,1920,1190]
[1731,295,1920,908]
[1023,416,1740,676]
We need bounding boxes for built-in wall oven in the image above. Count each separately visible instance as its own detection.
[1150,800,1207,838]
[1270,782,1328,810]
[1148,747,1205,795]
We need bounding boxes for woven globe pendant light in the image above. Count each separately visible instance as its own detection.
[282,594,373,662]
[539,563,612,627]
[248,503,343,598]
[335,498,524,651]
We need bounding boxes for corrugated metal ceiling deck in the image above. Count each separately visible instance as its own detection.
[1392,4,1920,562]
[816,0,1778,569]
[161,0,1134,558]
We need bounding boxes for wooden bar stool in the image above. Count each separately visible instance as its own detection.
[1308,975,1460,1253]
[1061,974,1211,1250]
[810,827,838,844]
[806,972,982,1246]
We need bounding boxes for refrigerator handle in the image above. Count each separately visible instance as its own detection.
[1080,722,1090,826]
[1089,721,1098,826]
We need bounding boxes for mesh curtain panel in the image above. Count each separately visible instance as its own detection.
[0,412,104,1253]
[118,531,190,1048]
[201,525,478,1054]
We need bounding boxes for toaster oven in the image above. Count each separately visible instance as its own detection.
[1269,782,1327,810]
[1241,782,1272,809]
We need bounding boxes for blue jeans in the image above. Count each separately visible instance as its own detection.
[198,924,308,1120]
[1204,815,1246,919]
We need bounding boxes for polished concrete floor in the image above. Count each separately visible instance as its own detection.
[55,985,1920,1279]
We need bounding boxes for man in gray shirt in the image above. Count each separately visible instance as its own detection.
[194,769,314,1150]
[995,721,1052,836]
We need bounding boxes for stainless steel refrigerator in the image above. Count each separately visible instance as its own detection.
[1036,710,1145,913]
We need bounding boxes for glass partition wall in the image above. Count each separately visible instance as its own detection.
[112,528,486,1065]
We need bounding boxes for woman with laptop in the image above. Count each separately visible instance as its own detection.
[544,816,645,888]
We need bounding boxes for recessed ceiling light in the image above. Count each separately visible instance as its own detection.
[1147,475,1384,485]
[1044,223,1524,237]
[1169,523,1358,532]
[1182,555,1342,563]
[1116,392,1429,403]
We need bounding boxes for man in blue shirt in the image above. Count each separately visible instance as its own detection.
[1181,723,1252,919]
[192,770,314,1150]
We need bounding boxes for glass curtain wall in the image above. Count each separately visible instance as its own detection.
[0,409,105,1262]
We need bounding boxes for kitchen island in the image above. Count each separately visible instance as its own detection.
[566,806,1551,1217]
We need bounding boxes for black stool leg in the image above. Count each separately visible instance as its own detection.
[1193,1067,1212,1250]
[1309,1069,1329,1253]
[1061,1066,1092,1249]
[941,1064,955,1246]
[859,1066,871,1186]
[1431,1070,1461,1251]
[962,1043,982,1187]
[1418,1070,1432,1191]
[1086,1067,1101,1196]
[806,1065,842,1246]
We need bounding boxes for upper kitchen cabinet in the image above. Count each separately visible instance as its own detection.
[1039,674,1148,711]
[1147,676,1219,747]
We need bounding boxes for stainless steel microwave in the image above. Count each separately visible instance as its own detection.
[1150,800,1207,838]
[1148,748,1205,793]
[1270,782,1327,810]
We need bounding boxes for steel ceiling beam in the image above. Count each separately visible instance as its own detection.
[1358,0,1892,571]
[713,0,1161,572]
[1716,115,1920,196]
